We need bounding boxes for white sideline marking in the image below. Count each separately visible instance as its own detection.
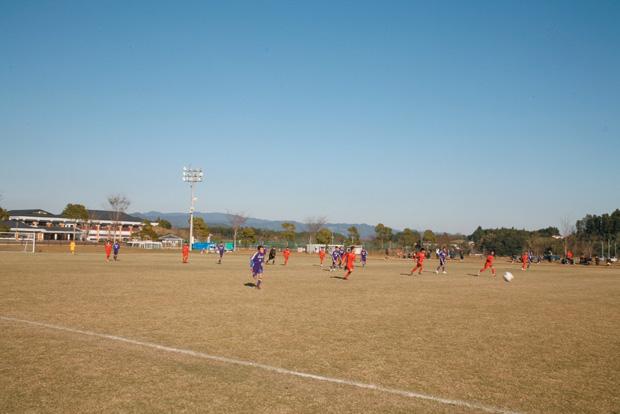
[1,315,521,414]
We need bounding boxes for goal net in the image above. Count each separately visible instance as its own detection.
[0,232,36,253]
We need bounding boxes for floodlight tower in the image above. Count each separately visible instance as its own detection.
[182,167,204,248]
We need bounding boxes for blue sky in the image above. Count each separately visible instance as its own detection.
[1,0,618,234]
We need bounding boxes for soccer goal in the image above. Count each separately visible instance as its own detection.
[0,232,36,253]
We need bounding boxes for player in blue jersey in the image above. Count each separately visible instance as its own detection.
[435,246,448,274]
[250,245,266,289]
[338,246,345,268]
[217,243,225,264]
[112,241,121,261]
[360,248,368,267]
[330,248,340,272]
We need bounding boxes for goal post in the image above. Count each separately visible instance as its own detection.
[0,232,36,253]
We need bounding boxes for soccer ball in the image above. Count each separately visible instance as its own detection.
[503,272,514,282]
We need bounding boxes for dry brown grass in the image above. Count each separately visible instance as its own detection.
[1,251,619,413]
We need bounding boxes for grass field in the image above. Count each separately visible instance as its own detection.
[1,250,619,413]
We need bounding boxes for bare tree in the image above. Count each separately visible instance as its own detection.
[305,216,327,244]
[560,216,575,256]
[107,194,131,242]
[227,211,248,251]
[0,193,8,221]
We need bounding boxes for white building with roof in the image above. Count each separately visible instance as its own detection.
[7,209,144,241]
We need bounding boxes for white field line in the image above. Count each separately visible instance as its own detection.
[1,315,522,414]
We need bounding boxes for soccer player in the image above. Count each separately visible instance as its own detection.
[282,247,291,265]
[266,247,276,265]
[182,242,190,264]
[338,246,345,268]
[409,248,426,275]
[319,247,326,267]
[360,248,368,267]
[436,246,448,274]
[343,247,356,280]
[478,250,497,276]
[69,240,76,255]
[330,248,340,272]
[521,251,529,271]
[104,240,112,261]
[250,245,266,289]
[113,241,120,261]
[217,243,225,264]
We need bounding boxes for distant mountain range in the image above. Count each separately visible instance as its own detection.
[132,211,380,239]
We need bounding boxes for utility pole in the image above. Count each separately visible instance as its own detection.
[182,167,204,248]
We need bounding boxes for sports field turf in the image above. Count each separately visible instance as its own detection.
[1,251,618,413]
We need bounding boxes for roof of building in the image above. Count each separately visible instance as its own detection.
[86,210,143,223]
[1,220,36,229]
[9,208,143,224]
[159,234,184,241]
[1,220,77,233]
[8,209,64,218]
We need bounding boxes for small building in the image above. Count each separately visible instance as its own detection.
[306,244,364,255]
[306,244,344,254]
[126,240,163,249]
[158,234,184,248]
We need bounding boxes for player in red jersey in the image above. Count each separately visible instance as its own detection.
[521,251,529,271]
[409,248,426,275]
[282,247,291,265]
[104,240,112,261]
[318,247,326,267]
[182,242,190,264]
[478,250,496,276]
[343,247,356,280]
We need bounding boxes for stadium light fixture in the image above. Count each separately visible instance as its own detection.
[182,167,204,248]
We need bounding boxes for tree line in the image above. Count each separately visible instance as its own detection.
[468,209,620,257]
[373,223,455,250]
[468,226,561,256]
[1,194,617,257]
[576,210,620,242]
